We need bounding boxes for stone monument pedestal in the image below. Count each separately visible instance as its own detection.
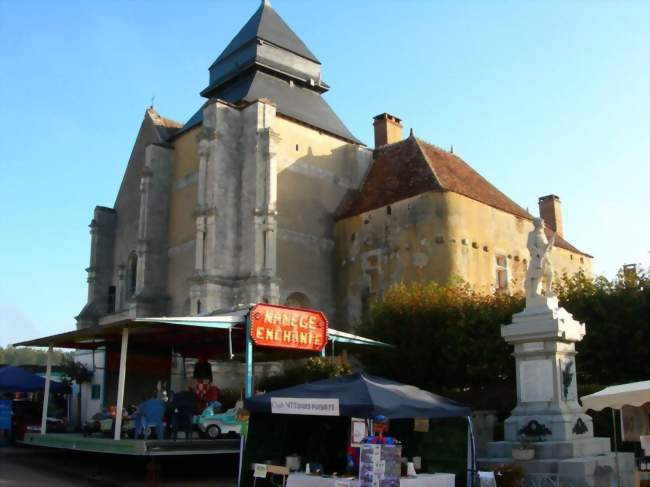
[479,296,634,486]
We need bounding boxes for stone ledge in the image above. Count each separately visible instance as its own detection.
[487,437,612,460]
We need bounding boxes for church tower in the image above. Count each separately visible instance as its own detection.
[165,0,371,317]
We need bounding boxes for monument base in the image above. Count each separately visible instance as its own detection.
[485,226,635,486]
[504,412,595,443]
[479,440,635,487]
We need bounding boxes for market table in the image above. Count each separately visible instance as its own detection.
[286,472,455,487]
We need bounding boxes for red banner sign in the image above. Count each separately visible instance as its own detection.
[250,304,328,352]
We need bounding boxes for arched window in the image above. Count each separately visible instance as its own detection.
[284,292,311,309]
[128,252,138,297]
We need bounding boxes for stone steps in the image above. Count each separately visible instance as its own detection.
[478,452,636,487]
[487,437,612,459]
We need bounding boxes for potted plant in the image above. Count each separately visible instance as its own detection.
[511,435,535,461]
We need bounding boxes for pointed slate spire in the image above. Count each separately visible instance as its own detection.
[184,1,360,145]
[213,0,319,66]
[203,0,324,98]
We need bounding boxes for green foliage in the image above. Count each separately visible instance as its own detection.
[59,356,93,384]
[257,357,351,391]
[0,346,71,366]
[356,268,648,396]
[554,268,649,385]
[357,281,523,392]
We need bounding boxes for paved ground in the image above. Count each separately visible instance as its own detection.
[0,445,238,486]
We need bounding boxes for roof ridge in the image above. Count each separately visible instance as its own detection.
[415,136,533,219]
[413,137,443,188]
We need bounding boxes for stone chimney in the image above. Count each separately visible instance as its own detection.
[373,113,403,147]
[538,194,563,237]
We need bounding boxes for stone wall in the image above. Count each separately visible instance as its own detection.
[335,191,592,327]
[166,126,200,316]
[163,101,370,318]
[274,115,371,317]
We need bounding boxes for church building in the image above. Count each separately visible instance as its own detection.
[76,0,591,332]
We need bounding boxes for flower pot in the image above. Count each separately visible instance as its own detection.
[512,448,535,461]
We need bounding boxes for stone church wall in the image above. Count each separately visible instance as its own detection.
[166,126,200,316]
[273,116,372,317]
[110,116,161,293]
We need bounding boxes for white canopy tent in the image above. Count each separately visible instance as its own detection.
[581,380,650,485]
[581,381,650,411]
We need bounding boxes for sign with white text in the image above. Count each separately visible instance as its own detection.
[250,304,328,352]
[270,397,340,416]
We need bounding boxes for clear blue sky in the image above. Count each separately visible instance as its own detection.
[1,0,648,346]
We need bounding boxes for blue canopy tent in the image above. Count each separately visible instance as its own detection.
[244,373,476,486]
[0,366,67,393]
[245,372,471,419]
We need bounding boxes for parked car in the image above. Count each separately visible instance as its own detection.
[195,401,241,439]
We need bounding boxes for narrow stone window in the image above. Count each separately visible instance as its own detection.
[196,299,202,315]
[295,144,299,151]
[496,255,508,292]
[128,252,138,297]
[386,205,392,215]
[107,286,116,313]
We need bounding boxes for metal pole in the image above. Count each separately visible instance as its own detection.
[238,435,245,487]
[466,416,477,487]
[114,327,129,441]
[612,408,621,486]
[40,345,53,434]
[240,312,254,487]
[245,313,253,398]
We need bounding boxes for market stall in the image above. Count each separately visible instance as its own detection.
[285,472,455,487]
[0,366,68,394]
[581,380,650,484]
[12,303,389,460]
[242,373,475,487]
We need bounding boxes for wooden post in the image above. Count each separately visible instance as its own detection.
[40,345,53,434]
[114,327,129,441]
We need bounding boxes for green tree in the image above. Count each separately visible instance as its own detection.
[0,346,70,366]
[555,268,649,385]
[257,357,350,391]
[356,268,648,396]
[356,281,523,393]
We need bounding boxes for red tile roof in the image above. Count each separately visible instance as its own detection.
[336,135,591,257]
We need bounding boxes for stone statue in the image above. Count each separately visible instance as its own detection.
[525,218,555,298]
